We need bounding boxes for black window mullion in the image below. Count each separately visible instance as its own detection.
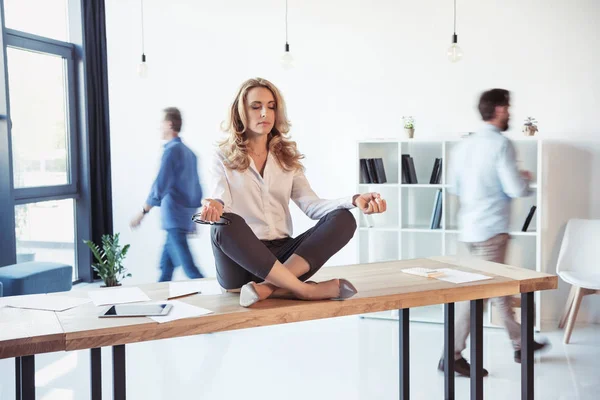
[0,0,17,267]
[5,29,74,58]
[13,185,78,205]
[66,48,79,191]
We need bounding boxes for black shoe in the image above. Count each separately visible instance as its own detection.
[514,340,549,363]
[438,357,489,377]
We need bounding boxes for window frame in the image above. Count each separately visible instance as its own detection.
[6,29,80,203]
[0,0,93,283]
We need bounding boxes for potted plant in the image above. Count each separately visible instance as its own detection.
[523,117,538,136]
[402,116,415,139]
[84,233,131,287]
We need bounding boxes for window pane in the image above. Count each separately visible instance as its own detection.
[15,199,77,281]
[8,48,70,188]
[4,0,69,42]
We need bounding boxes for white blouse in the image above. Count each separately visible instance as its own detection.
[209,151,355,241]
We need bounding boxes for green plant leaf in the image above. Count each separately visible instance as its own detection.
[83,233,131,286]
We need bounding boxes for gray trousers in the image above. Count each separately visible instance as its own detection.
[454,233,521,359]
[211,209,357,290]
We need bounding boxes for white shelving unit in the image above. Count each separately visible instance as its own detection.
[357,138,543,331]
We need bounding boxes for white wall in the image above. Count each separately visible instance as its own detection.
[105,0,600,323]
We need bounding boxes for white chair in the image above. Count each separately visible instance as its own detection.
[556,219,600,343]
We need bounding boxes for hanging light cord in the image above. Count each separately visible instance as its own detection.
[285,0,289,45]
[141,0,145,55]
[453,0,457,35]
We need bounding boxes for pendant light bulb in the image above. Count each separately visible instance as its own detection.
[447,35,463,63]
[137,54,148,78]
[281,43,294,70]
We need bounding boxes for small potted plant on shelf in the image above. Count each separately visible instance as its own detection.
[522,116,538,136]
[402,116,415,139]
[84,233,131,287]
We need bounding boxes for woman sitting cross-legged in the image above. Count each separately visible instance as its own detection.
[199,77,387,307]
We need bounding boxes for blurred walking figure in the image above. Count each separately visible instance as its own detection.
[130,107,204,282]
[438,89,548,377]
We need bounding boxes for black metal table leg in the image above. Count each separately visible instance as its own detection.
[399,308,409,400]
[470,299,483,400]
[444,303,455,400]
[15,358,20,400]
[15,355,35,400]
[521,292,534,400]
[91,348,102,400]
[113,345,126,400]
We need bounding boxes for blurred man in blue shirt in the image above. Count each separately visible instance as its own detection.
[130,107,204,281]
[438,89,547,377]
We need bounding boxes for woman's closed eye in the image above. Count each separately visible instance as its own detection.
[251,105,275,110]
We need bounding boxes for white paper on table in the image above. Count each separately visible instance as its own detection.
[88,287,151,306]
[435,268,493,284]
[0,294,92,311]
[149,300,213,323]
[401,267,445,278]
[168,280,223,298]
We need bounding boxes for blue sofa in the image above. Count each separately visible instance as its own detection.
[0,262,72,297]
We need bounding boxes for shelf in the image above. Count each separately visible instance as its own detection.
[402,227,443,233]
[445,184,536,189]
[510,231,538,236]
[358,183,400,187]
[359,227,400,232]
[358,139,399,144]
[444,230,537,237]
[400,184,443,188]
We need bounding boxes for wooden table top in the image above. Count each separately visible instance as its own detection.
[0,306,64,359]
[0,256,557,357]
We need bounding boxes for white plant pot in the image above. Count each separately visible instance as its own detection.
[523,125,537,136]
[404,128,414,139]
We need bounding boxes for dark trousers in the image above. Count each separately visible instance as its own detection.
[211,209,357,289]
[159,229,204,282]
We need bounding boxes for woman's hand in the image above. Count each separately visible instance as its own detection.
[200,199,225,222]
[353,193,387,214]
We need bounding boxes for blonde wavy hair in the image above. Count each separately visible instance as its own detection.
[219,77,304,172]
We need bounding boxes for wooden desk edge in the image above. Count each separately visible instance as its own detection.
[0,333,65,360]
[519,275,558,292]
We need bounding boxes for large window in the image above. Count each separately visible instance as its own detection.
[0,0,91,282]
[3,0,69,42]
[8,48,71,189]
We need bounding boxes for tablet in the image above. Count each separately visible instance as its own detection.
[98,303,172,318]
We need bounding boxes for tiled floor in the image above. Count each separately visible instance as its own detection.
[0,315,598,399]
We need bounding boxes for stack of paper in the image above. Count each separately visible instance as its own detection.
[436,268,493,284]
[0,294,91,312]
[401,267,446,278]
